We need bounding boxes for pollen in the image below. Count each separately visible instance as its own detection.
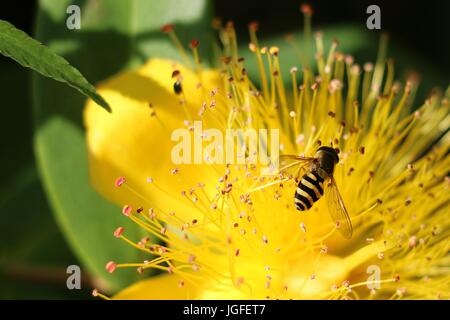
[122,205,132,216]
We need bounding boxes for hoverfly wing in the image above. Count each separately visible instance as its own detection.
[278,155,316,181]
[324,176,353,239]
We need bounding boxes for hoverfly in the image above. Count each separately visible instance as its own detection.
[278,146,353,239]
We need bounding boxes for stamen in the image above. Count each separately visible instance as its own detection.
[161,24,191,67]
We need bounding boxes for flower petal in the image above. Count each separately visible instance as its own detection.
[84,59,222,218]
[114,274,198,300]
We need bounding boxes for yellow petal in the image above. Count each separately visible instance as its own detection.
[84,58,222,218]
[114,274,198,300]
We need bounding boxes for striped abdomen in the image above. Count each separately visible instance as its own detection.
[294,170,325,211]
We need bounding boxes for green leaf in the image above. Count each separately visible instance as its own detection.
[0,19,110,112]
[32,0,212,292]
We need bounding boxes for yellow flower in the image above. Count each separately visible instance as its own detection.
[84,17,450,300]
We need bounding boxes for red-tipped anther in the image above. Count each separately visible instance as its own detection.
[172,70,181,78]
[190,39,200,49]
[105,261,117,273]
[161,24,175,33]
[248,21,259,32]
[115,176,126,187]
[122,205,132,216]
[300,3,313,16]
[114,227,125,238]
[226,21,234,30]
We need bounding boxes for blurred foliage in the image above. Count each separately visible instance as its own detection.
[32,0,213,292]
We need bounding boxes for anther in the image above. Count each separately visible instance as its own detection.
[269,46,279,56]
[160,24,175,33]
[300,3,313,16]
[359,146,365,155]
[114,227,125,238]
[122,205,132,217]
[105,261,117,273]
[171,70,181,78]
[248,21,259,32]
[115,177,126,187]
[364,62,374,72]
[299,222,307,233]
[190,39,199,49]
[405,197,412,206]
[347,168,355,176]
